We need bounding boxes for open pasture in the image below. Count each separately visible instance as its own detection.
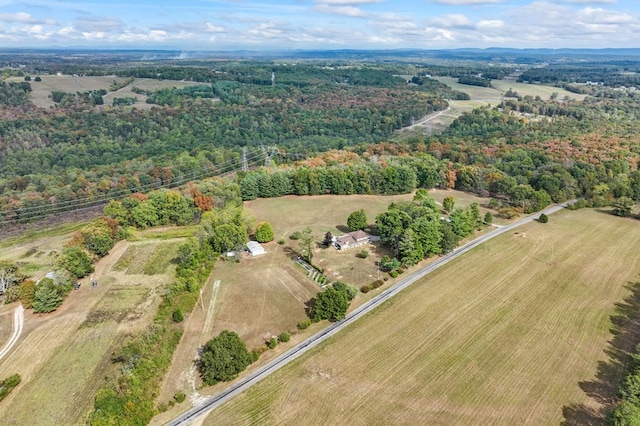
[0,237,179,425]
[204,208,640,425]
[7,75,204,109]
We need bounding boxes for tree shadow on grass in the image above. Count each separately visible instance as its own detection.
[561,280,640,425]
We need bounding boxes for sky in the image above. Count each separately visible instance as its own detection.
[0,0,639,50]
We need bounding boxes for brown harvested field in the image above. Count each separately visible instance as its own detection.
[0,237,180,425]
[7,75,205,109]
[203,208,640,425]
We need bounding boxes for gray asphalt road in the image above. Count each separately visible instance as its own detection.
[166,201,573,426]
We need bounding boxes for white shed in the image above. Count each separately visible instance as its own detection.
[247,241,266,256]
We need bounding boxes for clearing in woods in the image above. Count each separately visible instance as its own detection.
[401,77,588,135]
[6,75,204,109]
[203,208,640,425]
[0,235,180,425]
[153,193,419,419]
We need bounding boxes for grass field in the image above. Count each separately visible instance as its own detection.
[401,77,588,137]
[202,208,640,425]
[6,75,204,109]
[0,237,180,425]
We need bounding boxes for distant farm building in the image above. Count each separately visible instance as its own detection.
[247,241,266,256]
[335,230,373,250]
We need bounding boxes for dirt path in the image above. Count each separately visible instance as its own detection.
[0,305,24,361]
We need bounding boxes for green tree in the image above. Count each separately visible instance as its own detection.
[0,261,24,295]
[198,330,254,386]
[81,224,114,258]
[484,212,494,226]
[612,197,634,217]
[443,195,455,213]
[32,278,63,313]
[19,280,36,309]
[347,209,368,231]
[131,200,159,229]
[103,200,129,225]
[440,221,459,253]
[538,213,549,223]
[312,287,349,322]
[298,227,315,263]
[331,281,358,301]
[398,228,423,266]
[410,215,443,257]
[57,246,94,278]
[255,222,274,243]
[210,223,247,253]
[413,188,430,203]
[375,209,412,254]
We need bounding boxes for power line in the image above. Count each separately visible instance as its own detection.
[2,150,265,217]
[0,150,267,225]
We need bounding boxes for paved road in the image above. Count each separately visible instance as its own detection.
[0,304,24,361]
[166,201,572,426]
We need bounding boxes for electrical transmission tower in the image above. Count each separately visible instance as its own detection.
[242,147,249,172]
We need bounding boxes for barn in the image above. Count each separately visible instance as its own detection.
[247,241,266,256]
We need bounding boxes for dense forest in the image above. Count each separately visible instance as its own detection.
[2,54,640,227]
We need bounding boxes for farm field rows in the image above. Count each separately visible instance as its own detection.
[203,208,640,425]
[0,238,179,425]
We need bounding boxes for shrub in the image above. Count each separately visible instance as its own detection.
[251,348,261,361]
[0,374,21,402]
[397,268,405,274]
[172,308,184,322]
[289,231,302,240]
[372,280,384,289]
[356,250,369,259]
[255,222,274,243]
[389,270,399,278]
[19,280,36,309]
[3,286,20,304]
[278,331,291,343]
[538,213,549,223]
[297,319,311,330]
[174,391,186,403]
[278,239,285,245]
[267,337,278,349]
[361,285,371,293]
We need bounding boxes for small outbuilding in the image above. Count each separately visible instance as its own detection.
[247,241,266,256]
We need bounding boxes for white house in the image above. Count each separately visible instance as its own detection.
[247,241,266,256]
[335,230,371,250]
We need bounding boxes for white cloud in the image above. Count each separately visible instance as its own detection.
[429,0,504,5]
[314,0,381,4]
[0,12,57,25]
[74,16,123,32]
[205,22,225,33]
[313,4,367,17]
[428,14,474,28]
[477,19,503,29]
[557,0,616,3]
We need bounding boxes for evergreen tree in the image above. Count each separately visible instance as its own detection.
[32,278,63,313]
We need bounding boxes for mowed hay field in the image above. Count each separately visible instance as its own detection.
[0,238,180,425]
[205,208,640,425]
[6,75,204,109]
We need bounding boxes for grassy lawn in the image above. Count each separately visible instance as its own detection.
[203,208,640,425]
